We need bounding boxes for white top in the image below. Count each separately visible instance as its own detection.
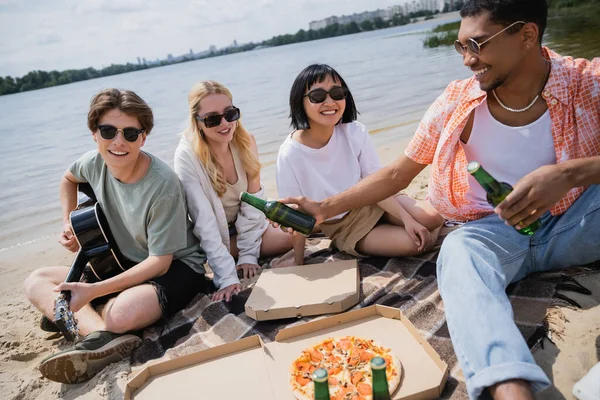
[276,121,382,220]
[174,135,269,289]
[462,101,556,209]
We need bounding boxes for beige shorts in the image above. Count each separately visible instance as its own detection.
[319,204,386,257]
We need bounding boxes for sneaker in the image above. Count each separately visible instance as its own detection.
[38,330,142,384]
[40,315,60,333]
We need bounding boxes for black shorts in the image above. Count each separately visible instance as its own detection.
[228,220,237,236]
[90,259,215,318]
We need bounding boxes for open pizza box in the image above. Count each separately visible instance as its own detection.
[245,259,360,321]
[125,305,448,399]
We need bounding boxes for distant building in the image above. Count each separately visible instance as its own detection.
[405,1,418,13]
[209,45,217,53]
[308,2,447,30]
[137,57,141,65]
[309,8,388,30]
[189,48,194,56]
[420,0,442,12]
[387,5,406,18]
[309,19,327,30]
[167,53,174,62]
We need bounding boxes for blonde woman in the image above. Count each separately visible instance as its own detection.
[174,81,293,302]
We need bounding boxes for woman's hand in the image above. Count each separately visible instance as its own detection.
[403,217,433,253]
[53,281,99,312]
[211,283,242,302]
[58,222,80,253]
[236,263,261,279]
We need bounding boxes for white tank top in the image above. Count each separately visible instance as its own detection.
[461,101,556,209]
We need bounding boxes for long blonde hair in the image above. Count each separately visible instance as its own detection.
[185,81,261,197]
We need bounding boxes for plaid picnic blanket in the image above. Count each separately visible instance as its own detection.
[132,228,598,399]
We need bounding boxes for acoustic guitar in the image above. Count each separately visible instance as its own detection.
[53,183,134,341]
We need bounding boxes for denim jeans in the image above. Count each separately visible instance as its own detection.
[437,185,600,399]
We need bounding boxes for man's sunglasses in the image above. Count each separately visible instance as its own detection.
[98,125,145,142]
[454,20,526,56]
[304,86,348,104]
[196,107,241,128]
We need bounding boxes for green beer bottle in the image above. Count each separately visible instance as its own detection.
[371,357,391,400]
[467,161,541,235]
[312,368,331,400]
[240,191,316,236]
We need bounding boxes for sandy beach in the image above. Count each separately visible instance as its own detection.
[0,126,598,400]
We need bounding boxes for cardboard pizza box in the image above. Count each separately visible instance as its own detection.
[244,259,360,321]
[125,305,448,400]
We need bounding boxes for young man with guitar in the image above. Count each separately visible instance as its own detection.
[24,89,209,384]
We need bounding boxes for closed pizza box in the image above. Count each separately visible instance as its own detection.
[244,259,360,321]
[125,305,448,400]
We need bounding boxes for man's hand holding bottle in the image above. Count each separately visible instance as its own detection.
[269,196,325,235]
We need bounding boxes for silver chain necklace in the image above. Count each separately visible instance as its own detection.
[492,90,539,112]
[491,61,551,113]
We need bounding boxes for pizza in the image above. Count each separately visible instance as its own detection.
[290,336,401,400]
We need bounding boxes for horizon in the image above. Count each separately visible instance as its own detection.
[0,0,427,78]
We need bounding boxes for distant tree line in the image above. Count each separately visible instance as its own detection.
[443,1,464,13]
[0,64,152,95]
[424,0,598,49]
[1,9,446,96]
[547,0,599,7]
[262,9,440,47]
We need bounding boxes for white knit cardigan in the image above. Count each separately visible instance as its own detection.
[173,135,269,289]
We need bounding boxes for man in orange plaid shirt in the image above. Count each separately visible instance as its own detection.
[281,0,600,398]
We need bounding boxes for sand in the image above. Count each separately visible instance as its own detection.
[0,130,598,400]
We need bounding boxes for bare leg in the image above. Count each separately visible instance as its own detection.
[229,236,239,259]
[229,226,294,260]
[380,196,443,252]
[356,224,422,257]
[389,196,444,230]
[259,225,294,258]
[30,269,158,385]
[382,212,442,248]
[101,284,162,333]
[489,380,534,400]
[24,266,105,336]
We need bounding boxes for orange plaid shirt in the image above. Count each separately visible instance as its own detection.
[405,47,600,222]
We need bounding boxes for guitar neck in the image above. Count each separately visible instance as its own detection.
[64,249,90,283]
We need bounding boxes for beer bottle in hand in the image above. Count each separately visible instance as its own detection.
[240,191,316,236]
[467,161,541,235]
[371,357,391,400]
[312,368,331,400]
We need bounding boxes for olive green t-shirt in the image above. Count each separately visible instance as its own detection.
[69,150,206,273]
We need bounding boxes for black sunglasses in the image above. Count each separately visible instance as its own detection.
[196,107,241,128]
[98,125,145,142]
[304,86,348,104]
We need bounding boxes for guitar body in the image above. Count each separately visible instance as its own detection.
[70,201,135,282]
[54,183,134,341]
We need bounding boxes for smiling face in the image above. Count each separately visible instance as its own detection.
[457,12,529,92]
[303,75,347,129]
[92,108,146,170]
[196,93,237,145]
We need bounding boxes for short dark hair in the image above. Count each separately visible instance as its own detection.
[87,88,154,134]
[289,64,358,130]
[460,0,548,43]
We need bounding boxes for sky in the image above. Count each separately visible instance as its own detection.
[0,0,411,77]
